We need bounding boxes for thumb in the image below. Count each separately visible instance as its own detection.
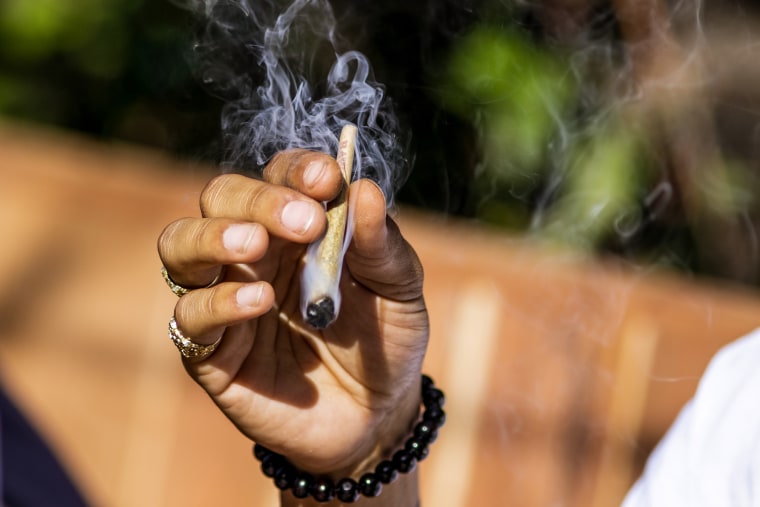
[345,179,424,301]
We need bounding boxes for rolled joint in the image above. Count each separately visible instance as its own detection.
[301,124,357,329]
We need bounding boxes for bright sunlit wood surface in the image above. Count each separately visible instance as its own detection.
[1,125,759,506]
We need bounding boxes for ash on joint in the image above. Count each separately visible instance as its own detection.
[305,297,336,329]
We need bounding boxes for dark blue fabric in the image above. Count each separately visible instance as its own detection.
[1,386,89,507]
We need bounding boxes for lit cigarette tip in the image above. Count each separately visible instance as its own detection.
[305,297,335,330]
[302,123,357,329]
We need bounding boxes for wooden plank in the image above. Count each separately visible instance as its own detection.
[1,126,759,506]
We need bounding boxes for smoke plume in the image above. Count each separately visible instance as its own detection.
[178,0,408,204]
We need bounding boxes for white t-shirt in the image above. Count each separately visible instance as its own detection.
[622,328,760,507]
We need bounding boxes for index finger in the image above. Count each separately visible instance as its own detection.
[200,173,326,244]
[264,149,344,202]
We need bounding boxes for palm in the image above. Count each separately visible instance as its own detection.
[192,238,428,471]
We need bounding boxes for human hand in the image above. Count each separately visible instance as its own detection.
[157,149,429,479]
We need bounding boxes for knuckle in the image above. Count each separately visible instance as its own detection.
[157,222,177,260]
[412,253,425,290]
[173,285,224,334]
[200,174,233,217]
[263,152,285,182]
[192,219,218,263]
[245,182,274,217]
[264,149,312,185]
[205,285,221,321]
[157,219,188,263]
[173,296,195,329]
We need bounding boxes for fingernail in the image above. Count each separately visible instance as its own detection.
[281,201,316,234]
[223,224,257,253]
[303,161,327,188]
[237,284,263,308]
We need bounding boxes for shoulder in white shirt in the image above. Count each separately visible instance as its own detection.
[623,328,760,507]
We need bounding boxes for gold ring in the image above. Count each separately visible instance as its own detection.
[161,266,224,297]
[168,316,222,360]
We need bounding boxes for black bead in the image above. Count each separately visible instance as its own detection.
[261,453,284,478]
[422,374,433,391]
[292,473,313,499]
[274,464,296,490]
[254,376,444,503]
[311,477,335,502]
[405,437,429,461]
[392,449,417,474]
[358,473,382,497]
[423,405,446,427]
[336,477,360,502]
[423,387,445,409]
[413,420,438,444]
[374,460,398,484]
[253,443,270,461]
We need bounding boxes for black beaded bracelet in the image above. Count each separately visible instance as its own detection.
[252,374,446,503]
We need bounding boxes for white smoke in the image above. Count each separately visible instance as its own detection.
[183,0,408,204]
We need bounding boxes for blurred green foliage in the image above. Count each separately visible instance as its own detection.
[432,7,760,284]
[0,0,758,283]
[0,0,220,155]
[543,116,645,247]
[442,27,572,178]
[439,26,574,232]
[438,24,648,249]
[1,0,130,69]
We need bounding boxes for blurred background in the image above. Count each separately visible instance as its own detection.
[4,0,760,505]
[4,0,760,284]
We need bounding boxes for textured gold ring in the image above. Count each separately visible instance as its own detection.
[168,316,222,361]
[161,266,224,297]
